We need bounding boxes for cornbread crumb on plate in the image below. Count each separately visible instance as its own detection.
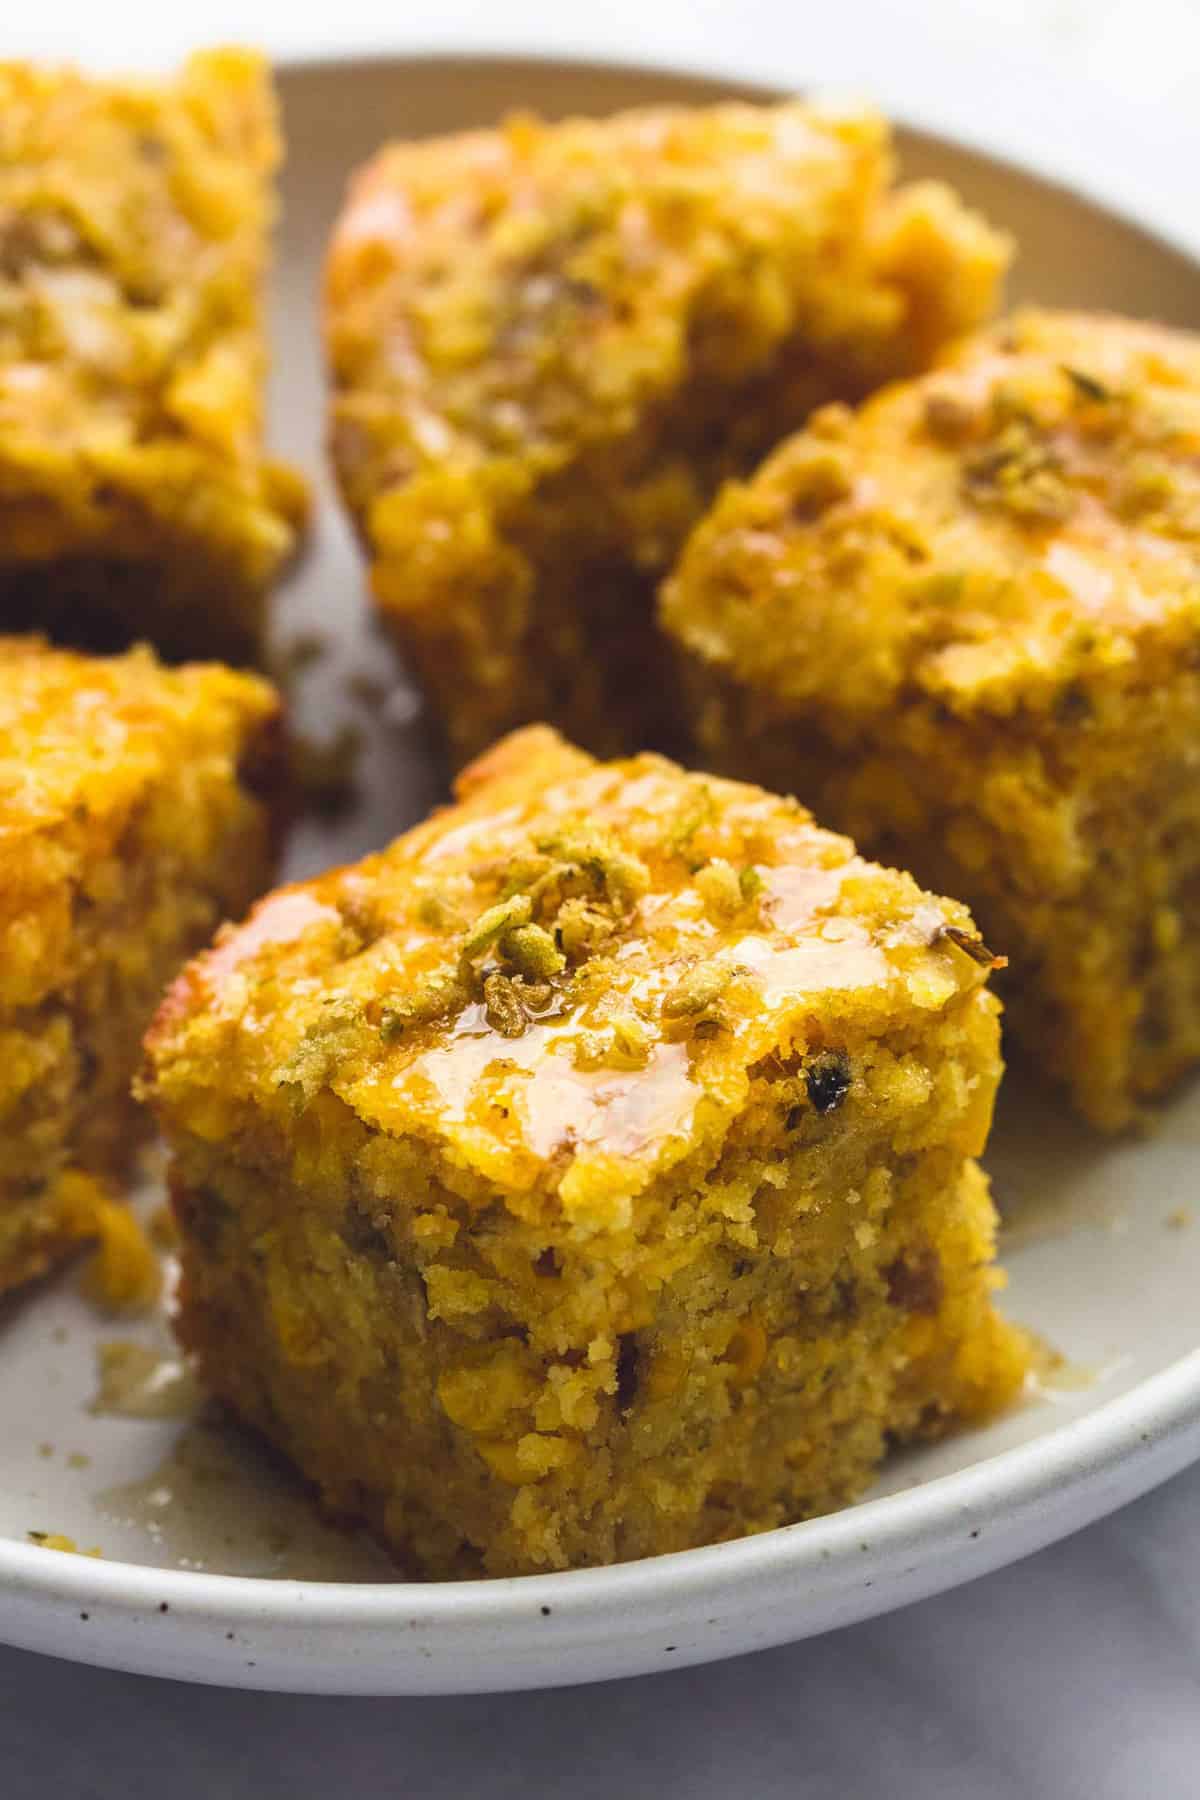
[26,1531,101,1556]
[326,99,1009,766]
[0,636,283,1297]
[79,1197,162,1315]
[144,724,1025,1578]
[0,49,306,665]
[664,308,1200,1130]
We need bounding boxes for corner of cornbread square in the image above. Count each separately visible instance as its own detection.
[663,308,1200,1129]
[144,725,1025,1577]
[0,49,304,664]
[0,635,282,1294]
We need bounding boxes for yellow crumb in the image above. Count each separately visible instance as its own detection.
[27,1532,102,1557]
[80,1198,162,1315]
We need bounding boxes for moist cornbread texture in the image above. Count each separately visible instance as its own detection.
[0,50,304,664]
[0,637,282,1294]
[325,101,1010,765]
[663,308,1200,1130]
[144,725,1025,1577]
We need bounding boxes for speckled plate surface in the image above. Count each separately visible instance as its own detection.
[3,50,1200,1696]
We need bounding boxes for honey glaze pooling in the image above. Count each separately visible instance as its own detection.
[725,927,890,1006]
[394,859,896,1162]
[403,1002,699,1161]
[90,1341,200,1421]
[94,1421,396,1580]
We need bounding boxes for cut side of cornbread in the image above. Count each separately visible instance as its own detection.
[0,636,283,1293]
[0,50,304,665]
[144,725,1025,1577]
[326,100,1009,765]
[663,309,1200,1130]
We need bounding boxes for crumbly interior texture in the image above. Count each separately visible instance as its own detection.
[0,636,282,1293]
[0,50,304,664]
[145,725,1025,1577]
[326,101,1010,765]
[663,308,1200,1130]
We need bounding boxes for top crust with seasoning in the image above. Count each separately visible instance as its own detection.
[663,308,1200,728]
[147,725,1001,1215]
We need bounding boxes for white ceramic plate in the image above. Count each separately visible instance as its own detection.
[3,51,1200,1697]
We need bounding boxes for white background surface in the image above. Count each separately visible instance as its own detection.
[4,2,1200,1792]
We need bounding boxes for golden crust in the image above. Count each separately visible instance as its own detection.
[664,308,1200,724]
[665,309,1200,1127]
[0,635,283,1293]
[147,724,1000,1196]
[145,726,1024,1576]
[0,49,302,662]
[325,101,1010,763]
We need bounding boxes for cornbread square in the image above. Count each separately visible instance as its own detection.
[663,308,1200,1130]
[325,100,1009,765]
[0,50,303,664]
[0,637,282,1294]
[144,725,1024,1578]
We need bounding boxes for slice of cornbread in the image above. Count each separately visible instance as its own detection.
[326,99,1009,765]
[144,725,1024,1577]
[0,636,282,1294]
[0,49,304,664]
[663,308,1200,1129]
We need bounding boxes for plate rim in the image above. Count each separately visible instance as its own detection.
[4,42,1200,1687]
